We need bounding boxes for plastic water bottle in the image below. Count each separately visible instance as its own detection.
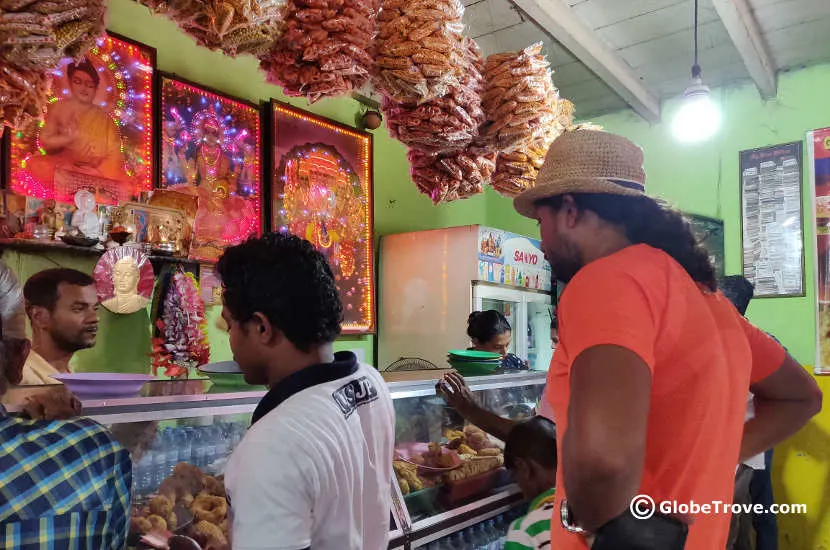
[134,450,154,495]
[163,429,178,477]
[462,528,477,548]
[484,519,498,549]
[495,515,508,549]
[177,427,192,465]
[216,424,230,459]
[472,523,489,549]
[192,429,206,469]
[151,437,167,488]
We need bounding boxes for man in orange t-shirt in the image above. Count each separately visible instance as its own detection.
[512,129,822,550]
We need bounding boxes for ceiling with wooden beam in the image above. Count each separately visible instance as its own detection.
[461,0,830,121]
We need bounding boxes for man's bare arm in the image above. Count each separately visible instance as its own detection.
[564,345,651,532]
[742,355,822,462]
[438,372,516,441]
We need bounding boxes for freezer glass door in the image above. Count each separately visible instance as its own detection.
[474,285,522,357]
[480,297,518,356]
[473,283,552,369]
[526,295,554,371]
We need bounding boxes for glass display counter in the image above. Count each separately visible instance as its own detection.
[6,371,546,548]
[387,371,545,548]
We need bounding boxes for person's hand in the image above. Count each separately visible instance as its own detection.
[23,387,81,420]
[436,371,477,413]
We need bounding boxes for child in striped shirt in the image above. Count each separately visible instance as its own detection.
[504,416,558,550]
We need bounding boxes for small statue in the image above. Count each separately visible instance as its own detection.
[102,255,150,314]
[71,190,100,239]
[37,199,57,232]
[34,199,58,239]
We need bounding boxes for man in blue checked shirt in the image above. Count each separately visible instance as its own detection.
[0,261,132,549]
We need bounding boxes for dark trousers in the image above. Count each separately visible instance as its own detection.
[727,465,754,550]
[750,449,778,550]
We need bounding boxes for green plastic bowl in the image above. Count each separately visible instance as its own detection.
[198,361,249,389]
[449,360,503,376]
[447,349,502,361]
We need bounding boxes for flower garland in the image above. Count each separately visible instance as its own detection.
[151,269,211,378]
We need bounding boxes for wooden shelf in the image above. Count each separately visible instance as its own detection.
[0,238,208,270]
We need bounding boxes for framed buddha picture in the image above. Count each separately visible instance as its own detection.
[8,33,156,207]
[159,74,263,262]
[270,100,375,334]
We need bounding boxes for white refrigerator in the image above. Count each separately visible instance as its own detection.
[378,225,555,371]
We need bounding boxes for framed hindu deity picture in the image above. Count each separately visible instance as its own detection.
[158,74,262,262]
[270,100,375,334]
[8,33,155,207]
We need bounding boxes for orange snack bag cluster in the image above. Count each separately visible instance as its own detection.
[261,0,378,103]
[491,98,575,197]
[482,43,558,153]
[383,38,484,154]
[373,0,465,103]
[408,148,496,204]
[139,0,281,57]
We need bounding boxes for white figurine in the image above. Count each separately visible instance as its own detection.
[71,190,100,239]
[102,255,150,314]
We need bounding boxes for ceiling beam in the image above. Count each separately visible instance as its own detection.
[711,0,777,99]
[511,0,661,123]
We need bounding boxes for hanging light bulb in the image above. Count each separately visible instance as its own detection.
[672,77,721,142]
[672,0,721,143]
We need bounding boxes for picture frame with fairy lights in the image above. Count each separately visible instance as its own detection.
[159,74,263,262]
[270,100,375,335]
[8,33,156,208]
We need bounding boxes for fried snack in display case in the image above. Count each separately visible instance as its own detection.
[18,372,546,548]
[388,371,546,544]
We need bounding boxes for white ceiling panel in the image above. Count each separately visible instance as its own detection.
[462,0,830,119]
[571,94,630,119]
[570,0,687,30]
[465,1,496,36]
[754,0,830,32]
[552,61,600,88]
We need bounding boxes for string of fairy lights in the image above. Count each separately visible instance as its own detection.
[5,35,374,334]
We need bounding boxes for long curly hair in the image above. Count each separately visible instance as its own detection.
[538,193,717,291]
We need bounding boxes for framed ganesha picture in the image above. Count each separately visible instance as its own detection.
[159,74,262,262]
[271,100,375,334]
[9,33,155,206]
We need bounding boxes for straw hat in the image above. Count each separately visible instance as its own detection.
[513,129,647,219]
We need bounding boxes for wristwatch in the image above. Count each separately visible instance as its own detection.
[560,498,589,535]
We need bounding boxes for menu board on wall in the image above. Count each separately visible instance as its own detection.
[739,142,804,298]
[809,128,830,374]
[477,226,552,291]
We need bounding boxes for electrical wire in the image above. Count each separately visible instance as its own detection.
[692,0,701,78]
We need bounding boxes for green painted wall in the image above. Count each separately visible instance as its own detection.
[486,63,830,549]
[6,0,500,372]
